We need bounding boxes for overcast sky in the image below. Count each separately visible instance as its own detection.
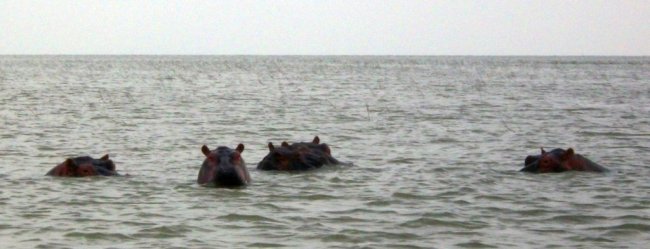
[1,0,648,55]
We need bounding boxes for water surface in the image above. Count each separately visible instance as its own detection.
[1,56,649,248]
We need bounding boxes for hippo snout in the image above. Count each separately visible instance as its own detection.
[520,161,539,172]
[214,167,248,187]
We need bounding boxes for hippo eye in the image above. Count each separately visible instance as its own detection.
[232,153,241,162]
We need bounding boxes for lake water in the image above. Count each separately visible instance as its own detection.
[1,55,649,248]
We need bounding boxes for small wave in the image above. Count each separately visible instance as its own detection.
[566,235,616,243]
[250,202,284,211]
[512,208,554,217]
[64,231,134,241]
[246,242,287,248]
[578,131,650,137]
[379,243,432,249]
[400,217,489,229]
[432,187,477,198]
[337,228,422,240]
[613,215,650,222]
[217,213,281,223]
[35,145,57,151]
[302,194,339,201]
[366,200,392,206]
[320,233,361,243]
[134,225,193,238]
[391,191,430,200]
[134,212,175,219]
[546,214,605,224]
[430,137,460,143]
[387,157,416,164]
[119,221,158,226]
[36,242,72,249]
[455,240,498,248]
[327,215,370,223]
[0,224,14,229]
[474,194,510,202]
[326,208,398,215]
[588,223,650,232]
[565,105,605,110]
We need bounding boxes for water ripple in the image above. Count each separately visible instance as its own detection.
[1,56,650,248]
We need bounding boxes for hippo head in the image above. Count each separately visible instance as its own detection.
[256,142,298,170]
[47,154,118,177]
[257,136,334,171]
[197,144,250,187]
[521,148,574,173]
[524,154,540,168]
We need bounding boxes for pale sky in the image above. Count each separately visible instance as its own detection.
[1,0,648,55]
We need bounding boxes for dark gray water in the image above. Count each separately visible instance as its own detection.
[1,56,649,248]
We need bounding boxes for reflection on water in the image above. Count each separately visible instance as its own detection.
[1,56,649,248]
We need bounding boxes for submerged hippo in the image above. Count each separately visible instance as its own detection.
[257,136,348,171]
[521,148,609,173]
[198,144,250,187]
[46,154,119,177]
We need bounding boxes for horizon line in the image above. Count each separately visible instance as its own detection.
[1,53,649,57]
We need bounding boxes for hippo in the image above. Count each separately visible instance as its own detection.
[521,148,609,173]
[197,144,250,187]
[46,154,119,177]
[257,136,348,171]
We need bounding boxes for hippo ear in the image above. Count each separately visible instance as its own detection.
[201,145,211,157]
[100,154,109,160]
[281,141,289,147]
[540,147,546,154]
[236,144,245,153]
[312,136,320,144]
[268,142,275,152]
[561,148,575,161]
